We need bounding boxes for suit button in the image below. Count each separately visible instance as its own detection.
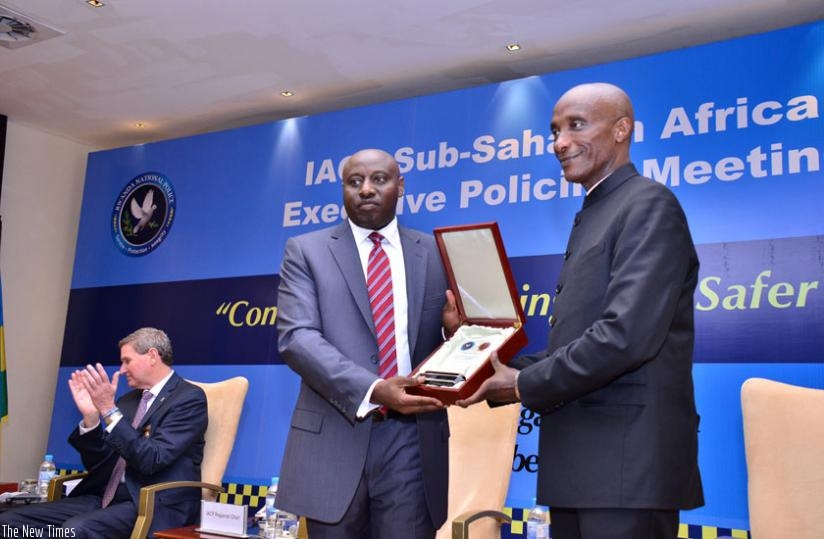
[370,354,378,364]
[548,315,556,327]
[563,250,571,260]
[554,284,563,295]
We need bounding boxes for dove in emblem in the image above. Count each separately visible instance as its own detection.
[130,189,157,234]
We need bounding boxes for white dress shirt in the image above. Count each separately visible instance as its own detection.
[586,172,611,196]
[348,218,412,417]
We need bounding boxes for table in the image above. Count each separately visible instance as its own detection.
[0,495,43,513]
[153,524,260,539]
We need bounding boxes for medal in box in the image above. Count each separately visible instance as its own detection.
[409,222,527,404]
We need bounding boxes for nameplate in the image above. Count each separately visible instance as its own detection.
[197,500,250,538]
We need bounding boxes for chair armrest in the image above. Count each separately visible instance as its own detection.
[130,481,224,539]
[451,509,512,539]
[47,472,89,502]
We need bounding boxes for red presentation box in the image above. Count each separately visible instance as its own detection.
[409,222,527,405]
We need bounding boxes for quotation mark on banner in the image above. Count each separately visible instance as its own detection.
[216,301,278,327]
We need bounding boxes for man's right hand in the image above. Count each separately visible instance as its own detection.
[68,370,100,428]
[371,375,445,414]
[455,352,520,407]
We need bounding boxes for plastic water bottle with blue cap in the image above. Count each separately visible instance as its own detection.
[37,454,56,499]
[526,497,550,539]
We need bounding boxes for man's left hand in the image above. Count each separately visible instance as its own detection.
[442,289,461,338]
[77,363,120,415]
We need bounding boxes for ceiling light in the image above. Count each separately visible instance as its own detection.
[86,0,105,7]
[280,90,294,97]
[134,122,145,128]
[505,43,521,52]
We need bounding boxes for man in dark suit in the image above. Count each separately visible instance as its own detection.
[276,148,458,538]
[0,327,207,539]
[458,83,704,538]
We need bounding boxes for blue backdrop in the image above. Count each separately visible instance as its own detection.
[48,21,824,531]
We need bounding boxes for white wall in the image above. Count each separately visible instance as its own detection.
[0,121,93,482]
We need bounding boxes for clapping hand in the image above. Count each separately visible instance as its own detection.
[68,371,98,427]
[73,363,120,417]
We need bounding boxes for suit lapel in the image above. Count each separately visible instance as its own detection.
[328,222,376,337]
[120,390,141,425]
[400,227,426,362]
[137,372,180,427]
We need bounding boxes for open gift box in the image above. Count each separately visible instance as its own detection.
[409,222,527,404]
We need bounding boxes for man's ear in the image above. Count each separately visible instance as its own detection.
[398,176,405,197]
[614,117,632,143]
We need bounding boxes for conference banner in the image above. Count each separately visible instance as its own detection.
[49,21,824,533]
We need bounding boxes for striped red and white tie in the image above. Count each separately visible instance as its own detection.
[367,232,397,380]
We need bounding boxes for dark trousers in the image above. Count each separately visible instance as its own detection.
[0,483,135,539]
[550,507,679,539]
[307,415,435,539]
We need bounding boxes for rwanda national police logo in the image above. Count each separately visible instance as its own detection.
[112,172,176,256]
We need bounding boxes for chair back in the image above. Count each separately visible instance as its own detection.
[741,377,824,539]
[437,402,521,539]
[190,376,249,499]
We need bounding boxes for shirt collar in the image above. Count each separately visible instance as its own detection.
[585,173,611,196]
[145,369,175,398]
[348,217,400,248]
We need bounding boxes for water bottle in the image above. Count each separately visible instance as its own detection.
[261,476,279,539]
[260,476,300,538]
[37,454,56,499]
[265,476,279,521]
[275,508,299,538]
[526,498,550,539]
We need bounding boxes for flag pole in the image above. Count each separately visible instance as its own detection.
[1,113,9,435]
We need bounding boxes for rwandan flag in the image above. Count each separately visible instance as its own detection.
[0,275,7,423]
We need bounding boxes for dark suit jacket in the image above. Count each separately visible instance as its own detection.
[514,164,704,510]
[276,221,450,526]
[68,372,208,534]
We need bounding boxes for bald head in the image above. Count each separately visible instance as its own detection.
[550,82,635,190]
[557,82,634,126]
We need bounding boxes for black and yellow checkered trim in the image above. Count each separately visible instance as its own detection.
[57,468,85,476]
[675,525,750,539]
[503,507,751,538]
[217,482,268,509]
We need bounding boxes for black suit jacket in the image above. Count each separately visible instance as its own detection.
[68,372,208,534]
[514,164,704,510]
